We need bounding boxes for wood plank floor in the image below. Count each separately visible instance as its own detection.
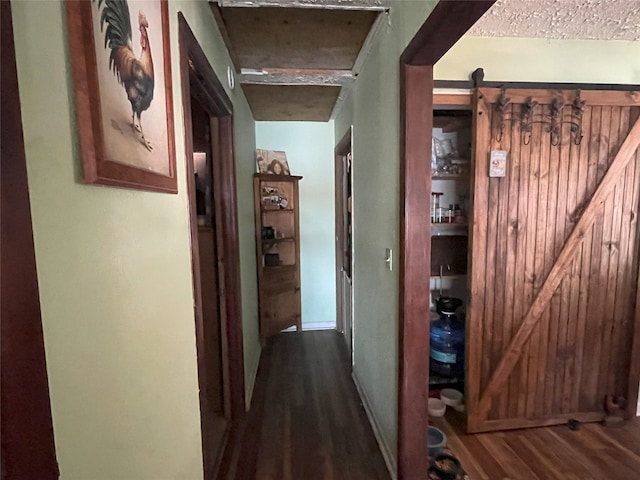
[232,330,390,480]
[432,411,640,480]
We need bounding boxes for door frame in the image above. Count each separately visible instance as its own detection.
[178,13,245,478]
[335,128,353,350]
[398,2,495,477]
[1,1,59,477]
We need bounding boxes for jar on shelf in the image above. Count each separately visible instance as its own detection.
[445,204,455,223]
[431,192,444,223]
[454,204,466,224]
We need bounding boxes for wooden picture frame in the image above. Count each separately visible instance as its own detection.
[66,0,177,193]
[256,149,291,176]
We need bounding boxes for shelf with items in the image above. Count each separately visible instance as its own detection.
[254,174,303,341]
[428,106,472,392]
[431,173,469,181]
[262,237,296,244]
[431,223,468,237]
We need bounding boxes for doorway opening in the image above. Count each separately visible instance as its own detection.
[179,14,246,480]
[335,128,354,362]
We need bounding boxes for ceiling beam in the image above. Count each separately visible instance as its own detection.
[239,68,354,86]
[214,0,391,11]
[351,9,387,76]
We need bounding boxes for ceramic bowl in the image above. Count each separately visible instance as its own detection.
[440,388,463,407]
[427,426,447,458]
[428,398,446,417]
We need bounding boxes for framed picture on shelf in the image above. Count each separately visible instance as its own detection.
[66,0,177,193]
[256,149,291,175]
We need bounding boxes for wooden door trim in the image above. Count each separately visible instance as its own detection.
[335,129,351,335]
[480,88,640,106]
[477,115,640,418]
[398,2,496,477]
[1,2,59,477]
[628,235,640,418]
[178,14,245,479]
[399,63,433,478]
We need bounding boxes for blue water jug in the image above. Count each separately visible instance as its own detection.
[430,297,465,378]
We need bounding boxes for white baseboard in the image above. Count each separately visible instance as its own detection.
[352,371,397,480]
[244,346,262,410]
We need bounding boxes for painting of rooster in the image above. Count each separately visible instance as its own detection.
[83,0,173,178]
[66,0,176,191]
[96,0,155,151]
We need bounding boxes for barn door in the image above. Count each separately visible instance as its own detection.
[467,88,640,433]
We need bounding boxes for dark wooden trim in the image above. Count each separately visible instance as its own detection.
[400,1,495,66]
[435,78,640,91]
[0,2,59,478]
[216,115,247,421]
[398,63,433,480]
[334,129,351,336]
[178,13,245,479]
[399,2,495,477]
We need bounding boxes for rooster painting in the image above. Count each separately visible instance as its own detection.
[96,0,155,151]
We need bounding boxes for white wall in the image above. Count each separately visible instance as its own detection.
[12,1,259,478]
[256,122,337,328]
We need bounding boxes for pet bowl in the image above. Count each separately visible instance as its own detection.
[427,426,447,458]
[430,453,462,480]
[428,398,446,417]
[440,388,463,407]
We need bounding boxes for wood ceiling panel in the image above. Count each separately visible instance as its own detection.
[241,84,341,121]
[220,7,378,70]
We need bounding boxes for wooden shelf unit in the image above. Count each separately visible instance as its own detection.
[429,106,473,388]
[254,174,303,340]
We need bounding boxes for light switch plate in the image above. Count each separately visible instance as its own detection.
[385,248,393,271]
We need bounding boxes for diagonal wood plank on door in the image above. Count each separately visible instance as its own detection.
[477,115,640,419]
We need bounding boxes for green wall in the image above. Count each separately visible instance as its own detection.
[333,0,438,471]
[435,36,640,83]
[256,121,337,328]
[11,1,259,479]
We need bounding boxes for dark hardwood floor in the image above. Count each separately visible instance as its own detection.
[232,330,390,480]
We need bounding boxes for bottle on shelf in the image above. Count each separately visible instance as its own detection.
[445,204,455,223]
[454,204,466,224]
[431,192,444,223]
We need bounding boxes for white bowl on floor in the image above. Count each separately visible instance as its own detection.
[428,398,446,417]
[440,388,463,407]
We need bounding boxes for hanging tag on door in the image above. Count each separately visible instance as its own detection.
[489,150,508,177]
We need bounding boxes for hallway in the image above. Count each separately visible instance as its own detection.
[233,330,390,480]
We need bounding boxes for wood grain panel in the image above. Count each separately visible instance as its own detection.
[468,87,640,432]
[480,88,640,107]
[218,7,378,70]
[242,84,340,121]
[466,90,491,432]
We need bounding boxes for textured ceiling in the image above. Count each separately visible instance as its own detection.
[469,0,640,41]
